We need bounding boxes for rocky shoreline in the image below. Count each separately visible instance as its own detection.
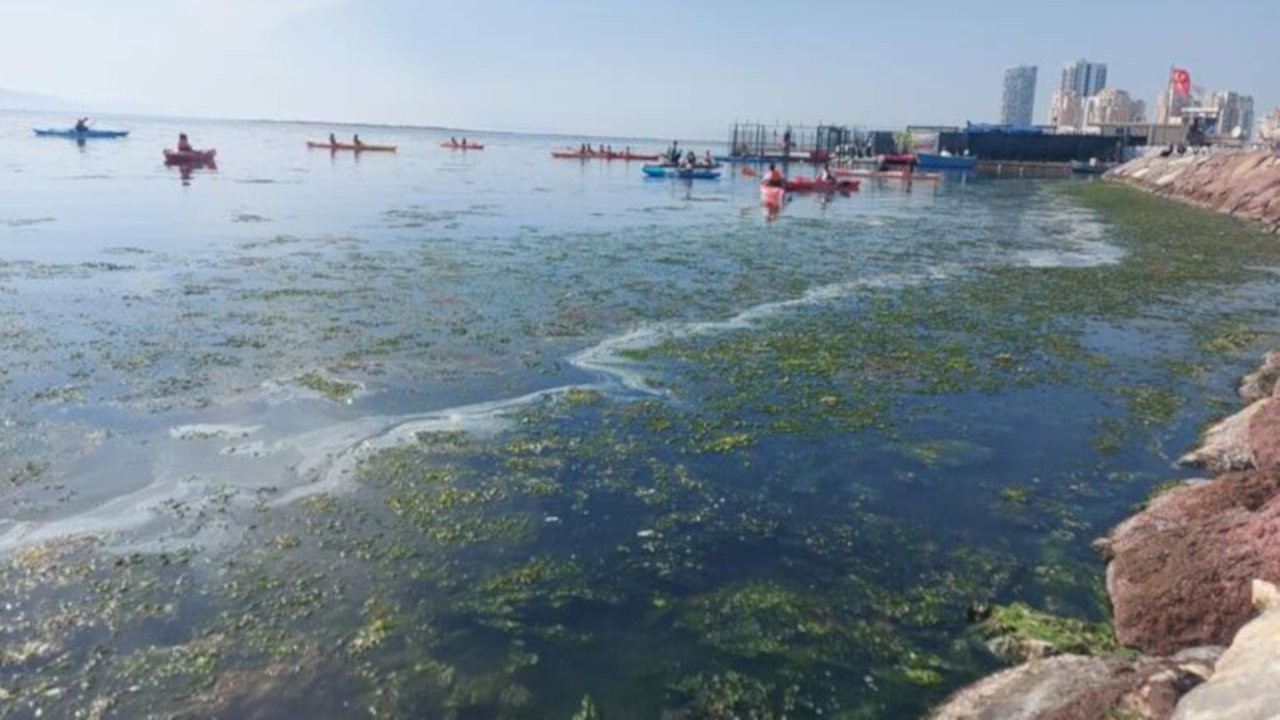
[1106,151,1280,232]
[930,157,1280,720]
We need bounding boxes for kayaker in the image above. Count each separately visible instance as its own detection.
[74,117,89,132]
[177,133,194,152]
[684,150,697,168]
[329,133,337,146]
[763,163,784,187]
[668,141,680,164]
[450,136,458,146]
[703,150,713,167]
[353,134,363,148]
[818,165,837,183]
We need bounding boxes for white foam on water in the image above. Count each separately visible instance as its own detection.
[0,201,1128,556]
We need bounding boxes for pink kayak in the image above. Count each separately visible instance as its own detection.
[164,149,217,165]
[760,184,786,206]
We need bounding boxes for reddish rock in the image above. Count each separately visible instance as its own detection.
[929,649,1218,720]
[1249,390,1280,479]
[1100,471,1280,655]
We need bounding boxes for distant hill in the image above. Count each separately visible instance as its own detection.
[0,88,79,111]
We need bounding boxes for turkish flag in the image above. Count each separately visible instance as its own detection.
[1172,68,1191,97]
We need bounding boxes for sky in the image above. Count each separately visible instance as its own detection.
[1,0,1277,138]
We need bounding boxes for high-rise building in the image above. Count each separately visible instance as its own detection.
[1261,107,1280,148]
[1208,91,1255,140]
[1085,89,1144,126]
[1156,87,1193,125]
[1050,90,1085,128]
[1001,65,1037,126]
[1060,59,1108,97]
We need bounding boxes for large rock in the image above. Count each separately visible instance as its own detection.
[1249,380,1280,479]
[1171,582,1280,720]
[1177,398,1266,473]
[1099,470,1280,654]
[930,650,1219,720]
[1238,350,1280,404]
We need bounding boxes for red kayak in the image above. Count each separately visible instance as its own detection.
[163,148,217,165]
[784,176,861,193]
[441,142,484,150]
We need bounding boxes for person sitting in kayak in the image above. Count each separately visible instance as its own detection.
[684,150,698,168]
[177,133,194,152]
[703,150,714,167]
[329,133,338,146]
[451,136,458,146]
[74,117,90,132]
[763,164,784,187]
[352,134,363,148]
[818,165,838,183]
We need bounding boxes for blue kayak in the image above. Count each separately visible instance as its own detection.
[642,164,721,180]
[34,128,130,139]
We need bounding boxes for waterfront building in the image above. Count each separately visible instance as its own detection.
[1060,59,1108,97]
[1208,91,1255,140]
[1050,90,1085,129]
[1001,65,1038,126]
[1156,87,1194,125]
[1086,89,1145,126]
[1261,108,1280,148]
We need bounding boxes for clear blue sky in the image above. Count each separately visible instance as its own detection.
[2,0,1276,138]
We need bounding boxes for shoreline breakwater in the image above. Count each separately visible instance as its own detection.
[930,153,1280,719]
[1106,150,1280,232]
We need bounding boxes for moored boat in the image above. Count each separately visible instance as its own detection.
[1071,160,1114,175]
[915,152,977,171]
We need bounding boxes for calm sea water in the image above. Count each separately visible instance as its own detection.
[0,110,1272,719]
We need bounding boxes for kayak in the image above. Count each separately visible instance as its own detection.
[163,149,217,165]
[34,128,129,139]
[783,176,861,193]
[642,165,721,180]
[306,141,397,152]
[833,168,940,182]
[760,184,786,206]
[553,150,661,161]
[441,142,484,150]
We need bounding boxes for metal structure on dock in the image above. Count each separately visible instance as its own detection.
[725,122,859,164]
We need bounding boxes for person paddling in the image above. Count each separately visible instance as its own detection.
[74,117,90,132]
[329,132,338,146]
[763,163,784,187]
[177,133,194,152]
[352,134,364,148]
